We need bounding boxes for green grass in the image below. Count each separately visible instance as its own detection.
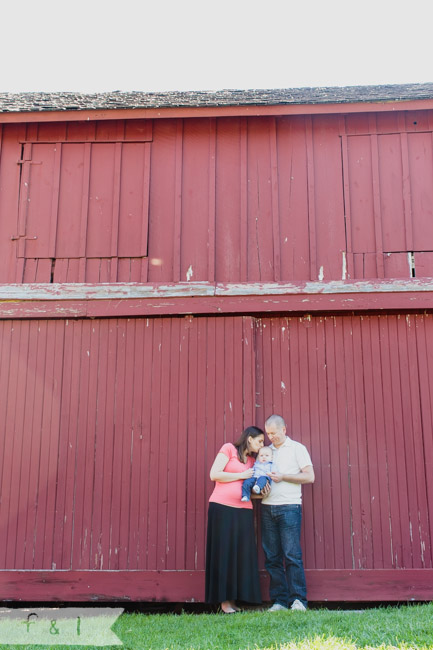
[5,603,433,650]
[113,603,433,650]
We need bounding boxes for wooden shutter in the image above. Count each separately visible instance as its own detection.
[17,141,151,266]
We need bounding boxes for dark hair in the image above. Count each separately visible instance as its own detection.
[234,426,264,462]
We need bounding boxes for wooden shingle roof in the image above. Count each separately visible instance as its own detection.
[1,83,433,114]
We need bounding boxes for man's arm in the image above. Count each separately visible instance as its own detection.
[268,465,315,485]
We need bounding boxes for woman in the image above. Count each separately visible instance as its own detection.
[205,426,265,613]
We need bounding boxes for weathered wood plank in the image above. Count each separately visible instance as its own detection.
[0,569,432,602]
[175,317,190,569]
[15,321,35,569]
[78,143,91,281]
[0,293,433,319]
[1,279,433,301]
[305,116,316,280]
[269,117,281,281]
[166,318,181,570]
[48,143,62,258]
[400,133,414,251]
[207,119,216,282]
[173,121,183,282]
[370,134,385,277]
[240,118,248,282]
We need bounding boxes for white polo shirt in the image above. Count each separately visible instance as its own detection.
[262,437,313,506]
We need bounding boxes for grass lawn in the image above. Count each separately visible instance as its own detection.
[112,603,433,650]
[5,603,433,650]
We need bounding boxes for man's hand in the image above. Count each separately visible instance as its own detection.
[268,471,283,483]
[261,482,272,496]
[266,466,315,485]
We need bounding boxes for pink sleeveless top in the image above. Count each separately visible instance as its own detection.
[209,442,254,509]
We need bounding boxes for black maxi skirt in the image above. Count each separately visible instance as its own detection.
[205,502,262,604]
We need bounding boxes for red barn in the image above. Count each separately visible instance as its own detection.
[0,84,433,602]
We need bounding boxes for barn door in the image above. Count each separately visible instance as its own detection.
[342,131,433,278]
[254,313,433,580]
[0,315,256,584]
[15,140,151,281]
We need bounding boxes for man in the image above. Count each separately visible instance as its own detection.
[261,414,314,611]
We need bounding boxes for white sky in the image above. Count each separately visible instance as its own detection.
[1,0,432,93]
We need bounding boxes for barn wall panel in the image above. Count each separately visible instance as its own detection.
[255,313,433,572]
[147,120,178,282]
[180,119,213,282]
[343,124,433,280]
[0,316,254,573]
[407,133,433,249]
[310,115,346,281]
[2,112,433,285]
[1,112,411,286]
[0,125,25,282]
[0,312,432,599]
[245,118,275,281]
[214,118,243,281]
[276,116,310,281]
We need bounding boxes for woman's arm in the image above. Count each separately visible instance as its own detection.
[209,453,254,482]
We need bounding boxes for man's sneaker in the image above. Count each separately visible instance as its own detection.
[268,603,288,612]
[291,599,307,611]
[252,485,261,494]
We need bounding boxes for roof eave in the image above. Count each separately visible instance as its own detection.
[2,97,433,123]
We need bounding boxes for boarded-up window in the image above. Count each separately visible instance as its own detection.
[343,132,433,253]
[342,131,433,278]
[16,140,151,282]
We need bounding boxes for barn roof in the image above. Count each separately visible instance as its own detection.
[1,83,433,114]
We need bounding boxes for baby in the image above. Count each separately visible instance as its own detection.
[241,446,273,502]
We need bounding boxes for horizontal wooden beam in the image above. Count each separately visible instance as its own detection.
[1,278,433,299]
[0,569,432,602]
[307,569,433,602]
[1,99,433,124]
[0,280,432,318]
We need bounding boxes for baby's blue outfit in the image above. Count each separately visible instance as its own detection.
[253,460,273,478]
[242,459,274,500]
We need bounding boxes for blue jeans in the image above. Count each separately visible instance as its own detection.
[242,475,271,500]
[261,504,307,607]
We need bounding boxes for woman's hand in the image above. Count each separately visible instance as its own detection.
[241,468,254,480]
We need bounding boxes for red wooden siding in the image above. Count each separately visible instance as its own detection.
[0,316,255,573]
[2,112,433,285]
[0,121,152,283]
[149,114,347,284]
[255,314,433,573]
[343,132,433,259]
[0,313,432,600]
[1,102,433,604]
[342,113,433,279]
[15,140,150,282]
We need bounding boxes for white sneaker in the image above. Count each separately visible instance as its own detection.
[291,599,307,611]
[241,496,249,502]
[252,485,261,494]
[268,603,288,612]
